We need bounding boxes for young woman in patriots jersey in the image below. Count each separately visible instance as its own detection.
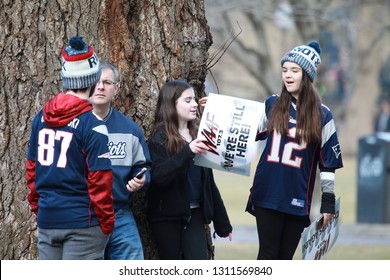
[247,41,343,260]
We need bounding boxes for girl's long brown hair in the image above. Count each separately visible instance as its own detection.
[150,80,199,155]
[267,72,322,144]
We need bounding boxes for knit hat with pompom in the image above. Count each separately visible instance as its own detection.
[61,36,101,89]
[280,41,321,82]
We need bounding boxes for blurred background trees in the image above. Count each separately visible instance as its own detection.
[205,0,390,155]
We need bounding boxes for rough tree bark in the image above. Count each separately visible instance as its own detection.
[0,0,212,260]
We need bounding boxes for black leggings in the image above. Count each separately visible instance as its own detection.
[150,208,209,260]
[254,207,310,260]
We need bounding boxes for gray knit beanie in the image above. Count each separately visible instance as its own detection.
[280,41,321,82]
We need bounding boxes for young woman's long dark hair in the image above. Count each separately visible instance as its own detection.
[267,72,322,144]
[150,80,199,155]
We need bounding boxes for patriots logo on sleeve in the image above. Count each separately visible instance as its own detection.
[98,152,111,159]
[332,144,341,159]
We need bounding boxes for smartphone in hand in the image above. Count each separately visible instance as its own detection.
[135,167,147,179]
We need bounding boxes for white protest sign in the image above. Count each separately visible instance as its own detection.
[194,93,264,176]
[300,198,340,260]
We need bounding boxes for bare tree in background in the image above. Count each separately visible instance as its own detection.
[206,0,390,154]
[206,0,335,97]
[0,0,212,260]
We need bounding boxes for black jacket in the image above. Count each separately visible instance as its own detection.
[147,129,232,237]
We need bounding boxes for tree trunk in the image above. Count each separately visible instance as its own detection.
[0,0,211,260]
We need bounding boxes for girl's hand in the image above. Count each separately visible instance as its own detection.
[198,97,208,107]
[189,138,209,154]
[223,232,233,241]
[322,213,334,228]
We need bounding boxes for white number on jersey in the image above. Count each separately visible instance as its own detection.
[37,128,73,168]
[267,128,307,168]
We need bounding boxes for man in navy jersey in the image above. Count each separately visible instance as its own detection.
[247,41,343,260]
[90,60,152,260]
[26,37,115,260]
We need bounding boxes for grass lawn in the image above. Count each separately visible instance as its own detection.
[212,243,390,260]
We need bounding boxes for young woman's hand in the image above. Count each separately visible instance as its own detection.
[198,97,208,107]
[189,138,209,154]
[224,232,233,241]
[321,213,334,228]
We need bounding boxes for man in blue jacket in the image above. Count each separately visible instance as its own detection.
[90,60,152,260]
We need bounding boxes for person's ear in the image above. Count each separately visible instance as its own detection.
[114,83,120,95]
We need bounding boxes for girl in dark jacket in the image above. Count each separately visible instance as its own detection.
[147,80,233,260]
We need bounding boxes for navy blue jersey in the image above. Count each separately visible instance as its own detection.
[250,95,343,216]
[26,93,113,230]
